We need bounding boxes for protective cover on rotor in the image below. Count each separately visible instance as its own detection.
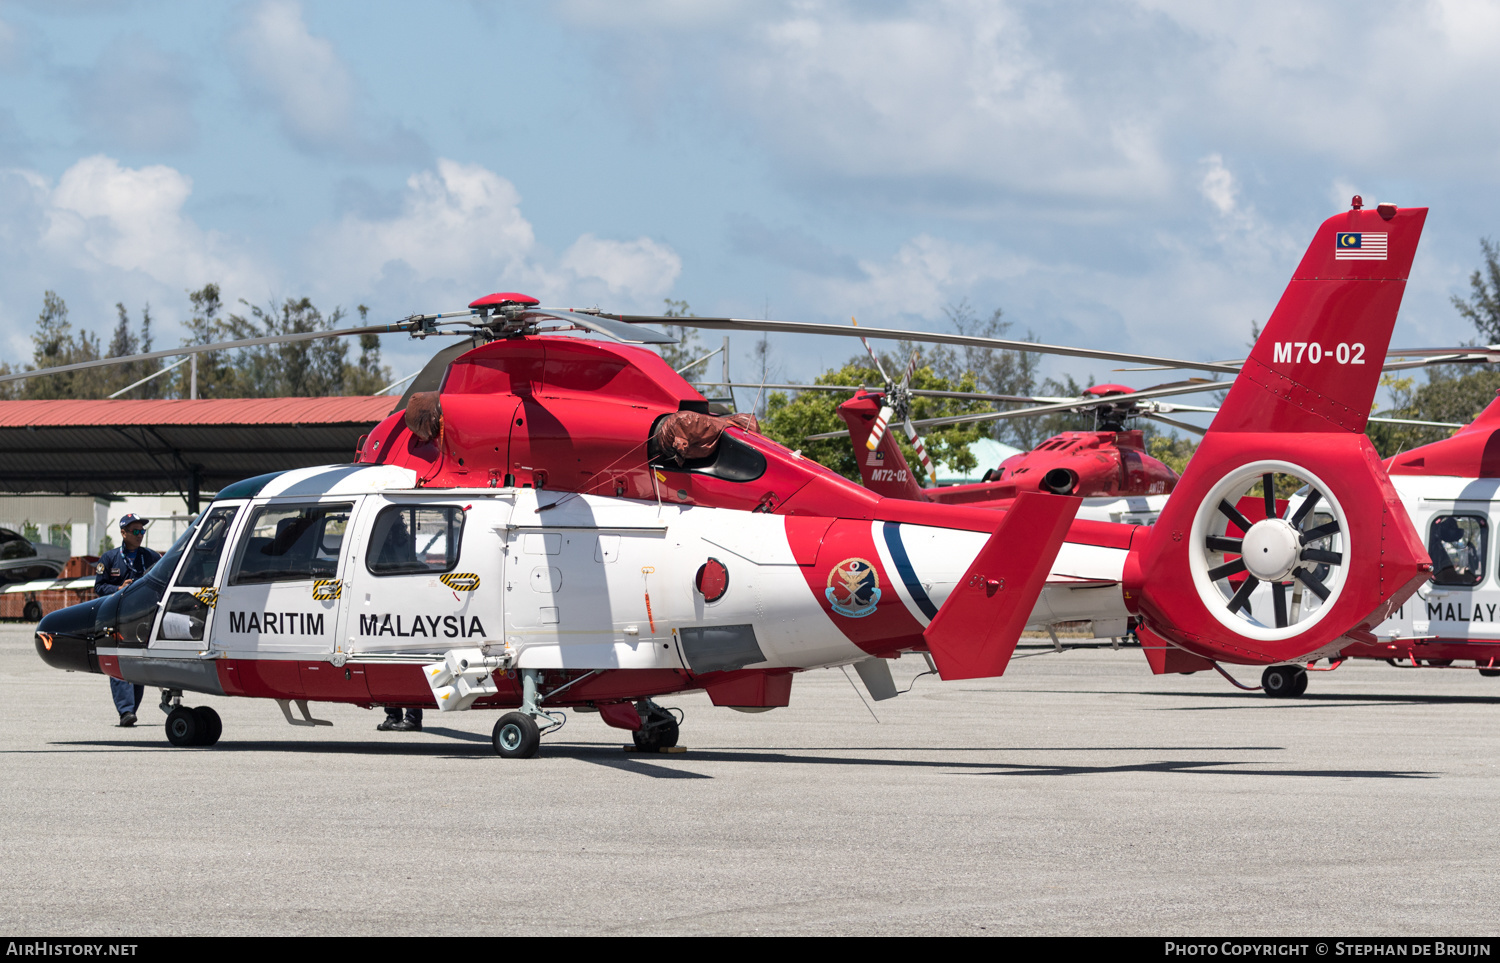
[404,391,443,443]
[651,411,761,465]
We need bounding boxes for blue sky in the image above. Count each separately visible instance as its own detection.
[3,0,1499,402]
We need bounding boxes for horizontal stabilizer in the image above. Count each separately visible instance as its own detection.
[924,491,1080,680]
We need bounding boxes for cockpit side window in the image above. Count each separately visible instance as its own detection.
[367,505,465,576]
[231,503,353,584]
[175,506,240,588]
[1429,514,1488,587]
[653,431,768,483]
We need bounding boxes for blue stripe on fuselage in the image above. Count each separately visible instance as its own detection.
[882,521,939,621]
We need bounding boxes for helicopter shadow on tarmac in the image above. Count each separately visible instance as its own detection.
[28,737,1434,781]
[1128,689,1500,710]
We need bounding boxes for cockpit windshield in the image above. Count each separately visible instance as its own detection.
[142,515,200,587]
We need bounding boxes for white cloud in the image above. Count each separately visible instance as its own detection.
[313,159,680,309]
[317,160,535,287]
[1199,154,1238,217]
[232,0,421,160]
[561,235,681,298]
[0,156,272,361]
[38,156,259,294]
[721,3,1172,204]
[568,1,1500,222]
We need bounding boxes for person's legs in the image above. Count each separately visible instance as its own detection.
[404,707,423,728]
[377,707,402,730]
[110,677,137,724]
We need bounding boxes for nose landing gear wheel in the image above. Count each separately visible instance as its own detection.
[1261,664,1308,698]
[165,706,202,747]
[493,712,540,758]
[193,706,222,746]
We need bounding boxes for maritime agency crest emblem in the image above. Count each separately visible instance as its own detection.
[826,557,881,618]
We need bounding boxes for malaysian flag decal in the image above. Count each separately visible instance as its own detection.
[866,450,885,466]
[1335,232,1388,260]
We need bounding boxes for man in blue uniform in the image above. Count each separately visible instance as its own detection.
[95,513,162,727]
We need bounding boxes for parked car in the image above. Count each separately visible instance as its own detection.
[0,529,70,584]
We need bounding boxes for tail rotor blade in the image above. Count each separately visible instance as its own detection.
[867,405,895,451]
[858,332,893,385]
[904,418,937,486]
[902,349,920,390]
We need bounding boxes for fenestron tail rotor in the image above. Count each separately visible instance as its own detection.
[1193,462,1347,638]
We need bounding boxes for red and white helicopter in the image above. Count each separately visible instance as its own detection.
[29,203,1431,754]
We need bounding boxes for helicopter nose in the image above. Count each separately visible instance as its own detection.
[34,598,107,674]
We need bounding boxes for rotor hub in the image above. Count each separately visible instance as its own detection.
[1240,517,1302,582]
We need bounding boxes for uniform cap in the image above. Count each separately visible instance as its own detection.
[118,513,149,529]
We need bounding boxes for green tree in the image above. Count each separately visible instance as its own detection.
[17,292,117,400]
[1367,369,1500,457]
[759,359,989,482]
[176,290,388,398]
[105,302,162,399]
[343,306,394,395]
[1362,240,1500,456]
[232,297,351,397]
[1453,238,1500,343]
[176,283,244,399]
[1148,433,1198,475]
[922,300,1042,448]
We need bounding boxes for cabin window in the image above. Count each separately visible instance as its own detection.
[175,506,240,587]
[230,503,352,584]
[670,432,768,483]
[1429,514,1488,587]
[367,505,466,576]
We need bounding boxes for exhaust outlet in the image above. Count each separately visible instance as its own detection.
[1042,468,1077,495]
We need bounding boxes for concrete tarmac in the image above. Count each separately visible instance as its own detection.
[4,623,1500,936]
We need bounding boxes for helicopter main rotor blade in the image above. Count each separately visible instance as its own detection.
[594,313,1243,374]
[0,321,427,387]
[906,379,1232,431]
[1141,412,1207,436]
[697,381,1075,404]
[803,380,1230,439]
[1116,343,1500,373]
[525,308,676,344]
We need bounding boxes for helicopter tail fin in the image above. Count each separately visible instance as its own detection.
[924,491,1080,679]
[1125,205,1431,668]
[1211,205,1427,435]
[838,391,930,501]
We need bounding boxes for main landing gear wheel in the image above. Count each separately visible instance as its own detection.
[22,601,41,622]
[1195,462,1347,642]
[1262,665,1307,698]
[493,712,540,759]
[1480,668,1500,678]
[165,706,202,747]
[193,706,222,746]
[632,706,680,752]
